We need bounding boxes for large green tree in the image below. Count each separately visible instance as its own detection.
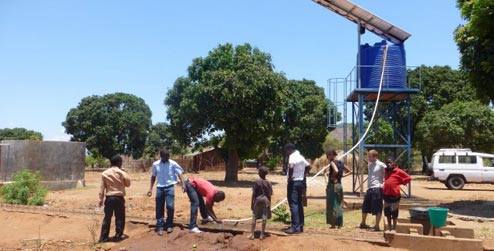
[63,92,152,159]
[276,79,329,159]
[165,43,287,181]
[455,0,494,102]
[416,100,494,157]
[144,122,183,157]
[362,66,479,160]
[408,66,479,150]
[0,128,43,141]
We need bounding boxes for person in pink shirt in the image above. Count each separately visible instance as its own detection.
[383,156,411,231]
[184,177,225,233]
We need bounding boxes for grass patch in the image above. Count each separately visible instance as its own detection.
[304,209,363,229]
[268,207,364,229]
[477,226,494,239]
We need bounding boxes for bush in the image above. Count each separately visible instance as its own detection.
[267,157,281,172]
[0,169,47,205]
[272,203,290,223]
[85,155,109,169]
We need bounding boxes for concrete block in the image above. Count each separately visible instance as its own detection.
[386,232,483,251]
[395,223,423,235]
[398,217,411,223]
[433,226,475,239]
[440,230,451,237]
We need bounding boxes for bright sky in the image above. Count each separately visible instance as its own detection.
[0,0,463,141]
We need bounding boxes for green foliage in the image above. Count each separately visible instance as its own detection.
[322,133,343,153]
[362,66,480,156]
[0,169,47,206]
[63,92,152,159]
[365,118,394,145]
[266,156,281,171]
[275,79,329,159]
[0,127,43,141]
[272,203,289,223]
[144,122,184,157]
[85,155,109,168]
[455,0,494,103]
[416,100,494,157]
[165,43,287,181]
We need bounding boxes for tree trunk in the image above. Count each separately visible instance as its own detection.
[224,148,239,181]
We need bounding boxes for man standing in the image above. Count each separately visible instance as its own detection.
[184,177,225,233]
[148,149,186,235]
[98,155,131,243]
[360,149,386,231]
[284,143,309,234]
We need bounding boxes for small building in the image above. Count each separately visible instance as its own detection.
[184,147,226,172]
[0,140,86,190]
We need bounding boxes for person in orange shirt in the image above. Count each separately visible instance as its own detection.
[383,156,411,232]
[98,155,131,242]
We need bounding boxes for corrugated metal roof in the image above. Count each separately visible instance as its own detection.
[313,0,411,44]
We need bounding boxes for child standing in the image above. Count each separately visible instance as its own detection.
[248,166,273,240]
[383,157,411,231]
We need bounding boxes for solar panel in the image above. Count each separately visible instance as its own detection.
[313,0,411,44]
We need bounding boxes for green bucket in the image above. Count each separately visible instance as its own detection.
[428,207,449,227]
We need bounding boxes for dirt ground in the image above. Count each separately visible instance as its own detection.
[1,167,493,251]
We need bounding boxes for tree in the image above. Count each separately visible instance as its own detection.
[322,134,343,153]
[144,122,183,157]
[416,100,494,158]
[63,92,152,159]
[165,43,287,181]
[275,79,329,159]
[455,0,494,103]
[0,128,43,141]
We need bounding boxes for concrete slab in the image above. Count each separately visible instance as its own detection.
[395,223,423,235]
[433,226,475,239]
[384,232,483,251]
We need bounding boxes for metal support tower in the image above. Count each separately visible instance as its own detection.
[347,87,418,196]
[315,0,419,197]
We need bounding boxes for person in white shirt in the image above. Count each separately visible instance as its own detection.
[359,149,386,231]
[284,143,309,234]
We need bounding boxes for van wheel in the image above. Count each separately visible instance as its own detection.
[446,176,465,190]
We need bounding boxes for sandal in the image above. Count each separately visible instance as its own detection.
[369,226,381,232]
[359,223,370,229]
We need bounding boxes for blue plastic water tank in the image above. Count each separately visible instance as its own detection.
[359,40,407,88]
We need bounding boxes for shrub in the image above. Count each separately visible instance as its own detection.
[0,169,47,205]
[267,157,281,172]
[85,155,109,169]
[272,203,289,223]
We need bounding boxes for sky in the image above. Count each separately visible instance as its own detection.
[0,0,464,141]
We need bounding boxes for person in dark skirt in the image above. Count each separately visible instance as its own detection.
[325,149,351,229]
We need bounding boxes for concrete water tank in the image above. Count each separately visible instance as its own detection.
[0,140,86,190]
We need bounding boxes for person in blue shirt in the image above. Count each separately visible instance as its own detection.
[147,149,186,236]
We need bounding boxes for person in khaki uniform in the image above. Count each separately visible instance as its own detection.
[98,155,131,242]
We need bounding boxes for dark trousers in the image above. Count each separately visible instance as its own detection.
[287,180,305,232]
[155,185,175,229]
[99,196,125,241]
[185,180,208,228]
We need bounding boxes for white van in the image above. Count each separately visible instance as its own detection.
[430,148,494,190]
